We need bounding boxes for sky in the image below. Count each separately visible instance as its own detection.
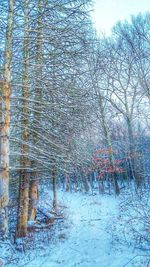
[92,0,150,35]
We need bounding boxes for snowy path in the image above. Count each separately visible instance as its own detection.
[26,192,136,267]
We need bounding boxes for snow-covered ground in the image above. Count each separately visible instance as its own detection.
[0,190,148,267]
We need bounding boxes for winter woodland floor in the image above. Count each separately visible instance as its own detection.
[0,188,149,267]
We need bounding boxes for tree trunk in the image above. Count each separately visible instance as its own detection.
[28,179,38,221]
[0,0,15,238]
[28,0,43,222]
[81,168,89,192]
[16,0,30,238]
[127,116,142,187]
[52,165,57,211]
[65,172,70,192]
[64,160,70,192]
[16,170,30,237]
[99,96,120,195]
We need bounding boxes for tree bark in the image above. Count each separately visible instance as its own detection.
[28,0,43,222]
[0,0,15,238]
[99,96,120,195]
[28,179,38,221]
[16,0,30,238]
[52,164,57,211]
[65,173,70,192]
[126,116,142,187]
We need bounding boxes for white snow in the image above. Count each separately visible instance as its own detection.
[0,190,146,267]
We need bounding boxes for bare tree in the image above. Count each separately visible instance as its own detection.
[0,0,15,238]
[16,0,30,238]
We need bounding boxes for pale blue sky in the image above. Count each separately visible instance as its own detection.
[92,0,150,35]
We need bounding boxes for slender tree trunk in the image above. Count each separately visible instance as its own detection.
[90,66,120,195]
[28,0,43,222]
[16,0,30,238]
[28,179,38,221]
[126,116,142,187]
[64,162,70,192]
[81,167,89,192]
[65,173,70,192]
[0,0,15,238]
[52,164,57,211]
[108,146,120,195]
[99,96,120,195]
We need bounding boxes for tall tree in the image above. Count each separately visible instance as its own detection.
[0,0,15,238]
[104,35,143,186]
[16,0,30,238]
[28,0,43,222]
[87,44,120,194]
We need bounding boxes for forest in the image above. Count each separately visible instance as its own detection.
[0,0,150,266]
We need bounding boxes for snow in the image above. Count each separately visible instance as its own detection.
[0,190,144,267]
[40,192,129,267]
[35,192,140,267]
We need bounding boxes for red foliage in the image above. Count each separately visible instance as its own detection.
[90,147,125,179]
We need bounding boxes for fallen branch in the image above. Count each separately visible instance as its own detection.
[37,207,51,219]
[37,207,64,220]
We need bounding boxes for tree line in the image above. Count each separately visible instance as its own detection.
[0,0,149,241]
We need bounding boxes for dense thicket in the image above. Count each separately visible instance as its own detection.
[0,1,149,241]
